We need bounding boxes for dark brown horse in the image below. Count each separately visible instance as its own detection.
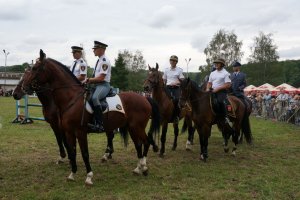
[143,64,195,157]
[21,50,160,185]
[179,78,252,161]
[13,72,69,164]
[199,76,253,144]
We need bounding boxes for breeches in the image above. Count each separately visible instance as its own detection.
[92,82,111,106]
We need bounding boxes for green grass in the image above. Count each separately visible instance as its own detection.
[0,97,300,200]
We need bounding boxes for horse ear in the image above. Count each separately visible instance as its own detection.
[187,77,190,83]
[155,63,159,70]
[39,49,46,61]
[148,64,151,70]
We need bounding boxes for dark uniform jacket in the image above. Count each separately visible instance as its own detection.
[231,72,246,97]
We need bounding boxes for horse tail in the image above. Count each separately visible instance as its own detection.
[181,117,188,134]
[146,97,160,148]
[241,112,253,144]
[119,126,129,147]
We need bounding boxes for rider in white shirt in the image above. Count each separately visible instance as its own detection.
[162,55,185,122]
[206,58,231,123]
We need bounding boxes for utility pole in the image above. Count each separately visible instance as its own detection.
[3,50,9,91]
[185,58,191,78]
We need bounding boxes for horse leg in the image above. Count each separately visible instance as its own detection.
[49,123,67,164]
[172,122,179,151]
[218,123,230,153]
[159,123,168,157]
[65,132,77,182]
[186,120,195,151]
[101,132,114,162]
[76,129,93,186]
[132,140,144,175]
[199,125,211,162]
[231,123,240,157]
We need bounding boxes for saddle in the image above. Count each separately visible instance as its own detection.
[210,93,236,118]
[86,87,122,113]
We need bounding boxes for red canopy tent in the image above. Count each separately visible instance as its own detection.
[275,83,298,93]
[256,83,275,91]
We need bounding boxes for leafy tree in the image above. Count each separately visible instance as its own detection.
[111,53,129,91]
[204,29,244,66]
[119,49,146,72]
[248,32,279,63]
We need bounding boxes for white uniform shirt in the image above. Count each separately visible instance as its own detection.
[163,67,184,86]
[70,58,87,77]
[93,55,111,82]
[208,68,231,89]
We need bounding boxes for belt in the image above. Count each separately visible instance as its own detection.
[167,85,179,89]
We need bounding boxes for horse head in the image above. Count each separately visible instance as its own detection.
[179,77,191,109]
[143,63,162,92]
[22,50,48,93]
[12,74,26,100]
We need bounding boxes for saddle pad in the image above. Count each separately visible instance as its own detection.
[85,95,125,114]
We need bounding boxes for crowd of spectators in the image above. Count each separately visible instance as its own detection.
[246,89,300,125]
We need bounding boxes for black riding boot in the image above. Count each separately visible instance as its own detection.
[94,105,105,132]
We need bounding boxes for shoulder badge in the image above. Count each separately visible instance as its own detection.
[116,104,122,110]
[80,66,86,71]
[102,64,108,71]
[103,58,106,61]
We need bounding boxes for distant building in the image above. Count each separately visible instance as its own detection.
[0,72,22,90]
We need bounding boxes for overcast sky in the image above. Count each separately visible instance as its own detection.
[0,0,299,72]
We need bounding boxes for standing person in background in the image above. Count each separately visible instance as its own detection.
[263,90,272,119]
[70,46,87,82]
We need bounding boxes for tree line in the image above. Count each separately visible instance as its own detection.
[1,29,300,89]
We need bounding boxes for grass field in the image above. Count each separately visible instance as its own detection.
[0,96,300,200]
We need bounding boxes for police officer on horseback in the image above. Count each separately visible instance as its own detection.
[70,46,87,82]
[83,41,111,132]
[163,55,185,122]
[206,58,231,123]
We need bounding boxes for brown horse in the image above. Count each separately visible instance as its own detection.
[13,73,69,164]
[143,64,195,157]
[199,76,253,144]
[21,50,160,185]
[179,78,252,161]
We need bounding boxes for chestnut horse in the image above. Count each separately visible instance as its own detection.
[143,64,195,157]
[22,50,160,185]
[13,73,69,164]
[179,78,252,161]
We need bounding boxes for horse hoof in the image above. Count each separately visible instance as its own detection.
[56,159,64,165]
[172,146,176,151]
[224,148,229,153]
[231,151,236,157]
[142,170,149,176]
[67,173,75,182]
[159,153,165,158]
[153,145,159,152]
[186,147,192,151]
[108,154,112,159]
[132,168,142,175]
[85,180,93,186]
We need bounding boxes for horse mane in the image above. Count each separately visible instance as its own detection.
[188,79,202,92]
[47,58,81,85]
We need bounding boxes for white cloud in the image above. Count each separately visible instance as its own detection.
[148,5,177,28]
